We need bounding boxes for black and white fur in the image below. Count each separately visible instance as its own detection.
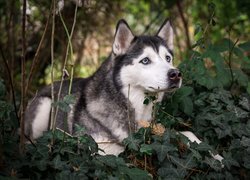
[24,19,223,162]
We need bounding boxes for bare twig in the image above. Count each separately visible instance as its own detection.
[176,0,191,50]
[53,5,78,126]
[0,44,19,122]
[228,37,239,88]
[50,0,56,131]
[19,0,27,153]
[25,4,52,94]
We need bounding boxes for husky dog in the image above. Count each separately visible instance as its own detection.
[24,19,222,162]
[25,19,180,154]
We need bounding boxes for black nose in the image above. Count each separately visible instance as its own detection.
[168,69,182,81]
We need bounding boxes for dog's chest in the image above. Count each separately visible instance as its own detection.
[126,88,164,125]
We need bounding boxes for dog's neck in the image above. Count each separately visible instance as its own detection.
[122,85,164,124]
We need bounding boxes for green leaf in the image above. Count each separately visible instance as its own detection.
[63,94,76,104]
[0,79,5,97]
[213,38,234,52]
[158,166,182,179]
[222,152,240,169]
[243,155,250,169]
[151,142,177,162]
[195,142,212,151]
[52,155,64,170]
[97,155,126,168]
[123,135,140,151]
[56,101,71,112]
[190,148,202,160]
[238,41,250,51]
[34,159,48,171]
[194,23,202,36]
[121,167,150,180]
[247,82,250,95]
[239,96,250,111]
[241,136,250,147]
[215,126,232,139]
[180,96,193,115]
[174,86,193,103]
[140,144,153,155]
[204,157,223,171]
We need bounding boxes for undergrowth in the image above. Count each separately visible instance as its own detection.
[1,37,250,179]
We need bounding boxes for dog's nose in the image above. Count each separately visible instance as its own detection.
[168,69,182,81]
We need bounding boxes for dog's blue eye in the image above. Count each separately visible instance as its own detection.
[140,57,151,65]
[166,55,171,62]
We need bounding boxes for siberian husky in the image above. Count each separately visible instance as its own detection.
[24,19,223,162]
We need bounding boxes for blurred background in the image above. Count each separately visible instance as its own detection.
[0,0,249,98]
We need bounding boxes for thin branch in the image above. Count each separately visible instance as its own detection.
[50,0,56,131]
[25,4,52,94]
[228,38,239,89]
[0,44,19,122]
[53,5,78,124]
[20,0,27,153]
[176,0,191,50]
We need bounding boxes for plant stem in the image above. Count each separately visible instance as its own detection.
[50,0,56,132]
[25,4,52,95]
[53,5,78,129]
[228,38,239,89]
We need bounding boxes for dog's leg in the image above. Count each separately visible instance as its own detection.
[180,131,224,165]
[98,143,124,156]
[31,97,51,139]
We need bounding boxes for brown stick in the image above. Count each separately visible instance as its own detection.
[25,4,52,95]
[19,0,27,153]
[0,44,19,122]
[176,0,191,50]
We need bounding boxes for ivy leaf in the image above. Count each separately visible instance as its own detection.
[97,155,126,168]
[222,152,240,169]
[34,159,48,171]
[241,136,250,147]
[215,126,232,139]
[239,96,250,111]
[247,82,250,95]
[0,80,5,97]
[63,94,76,104]
[52,101,71,112]
[180,96,193,116]
[194,23,202,36]
[158,166,182,179]
[204,157,223,171]
[170,154,197,171]
[120,167,150,180]
[123,135,140,151]
[52,155,65,170]
[190,148,202,160]
[140,144,153,155]
[238,41,250,51]
[151,142,177,162]
[194,142,213,152]
[243,155,250,169]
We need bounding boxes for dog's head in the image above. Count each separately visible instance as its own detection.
[112,19,182,93]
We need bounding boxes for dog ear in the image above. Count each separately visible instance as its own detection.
[113,19,134,55]
[156,19,174,51]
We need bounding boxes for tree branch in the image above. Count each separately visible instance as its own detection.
[20,0,27,153]
[176,0,191,49]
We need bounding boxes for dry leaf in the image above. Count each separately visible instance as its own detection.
[138,120,165,136]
